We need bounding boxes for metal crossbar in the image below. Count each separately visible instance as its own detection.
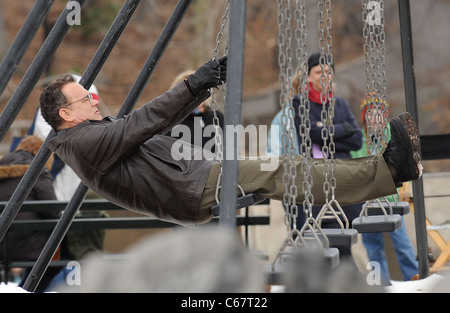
[9,215,270,231]
[1,208,269,284]
[0,199,124,213]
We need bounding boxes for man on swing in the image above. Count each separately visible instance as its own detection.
[39,56,422,227]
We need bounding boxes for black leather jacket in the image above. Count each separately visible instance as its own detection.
[48,82,215,227]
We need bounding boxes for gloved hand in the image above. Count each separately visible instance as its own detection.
[340,120,355,137]
[186,56,227,97]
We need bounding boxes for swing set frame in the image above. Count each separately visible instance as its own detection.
[0,0,432,291]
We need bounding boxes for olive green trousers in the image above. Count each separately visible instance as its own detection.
[198,153,397,223]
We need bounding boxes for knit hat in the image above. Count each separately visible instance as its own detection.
[308,52,335,75]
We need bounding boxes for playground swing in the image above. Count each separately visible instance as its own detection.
[352,0,405,233]
[296,2,358,250]
[265,0,345,285]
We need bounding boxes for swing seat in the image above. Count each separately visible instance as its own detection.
[263,247,340,285]
[323,247,340,268]
[367,201,410,216]
[352,214,402,233]
[304,228,358,247]
[211,193,267,217]
[264,262,286,286]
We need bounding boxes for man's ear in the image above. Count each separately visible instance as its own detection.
[58,108,73,122]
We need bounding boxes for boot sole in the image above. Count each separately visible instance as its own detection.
[391,112,423,181]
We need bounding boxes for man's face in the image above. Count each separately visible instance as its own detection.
[308,64,332,93]
[60,82,102,127]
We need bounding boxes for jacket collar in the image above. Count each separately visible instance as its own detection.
[50,118,114,152]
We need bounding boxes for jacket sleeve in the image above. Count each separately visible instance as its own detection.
[331,99,362,152]
[309,98,362,153]
[71,81,210,173]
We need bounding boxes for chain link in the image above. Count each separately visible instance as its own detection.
[277,0,297,235]
[210,1,249,205]
[274,0,332,260]
[362,0,388,153]
[314,0,350,232]
[209,0,244,205]
[360,0,391,214]
[318,0,336,202]
[294,0,315,232]
[210,0,230,167]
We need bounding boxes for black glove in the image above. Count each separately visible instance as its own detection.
[340,120,355,137]
[186,56,227,97]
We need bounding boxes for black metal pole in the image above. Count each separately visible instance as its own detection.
[0,0,87,144]
[118,0,193,118]
[398,0,429,278]
[220,0,247,227]
[0,0,55,97]
[22,0,192,292]
[21,0,142,292]
[78,0,142,91]
[0,0,87,245]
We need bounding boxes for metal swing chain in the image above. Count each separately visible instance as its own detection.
[295,0,315,233]
[293,0,329,248]
[210,0,230,167]
[361,0,395,215]
[209,0,246,204]
[272,0,291,266]
[362,0,388,154]
[286,1,300,239]
[276,0,299,242]
[316,0,349,231]
[286,0,318,249]
[272,0,311,267]
[274,0,326,260]
[318,0,335,202]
